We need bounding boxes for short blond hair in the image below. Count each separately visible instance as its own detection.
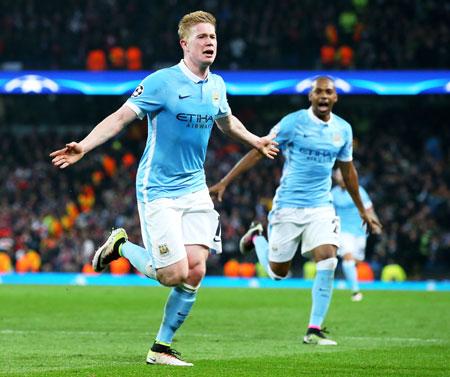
[178,11,216,40]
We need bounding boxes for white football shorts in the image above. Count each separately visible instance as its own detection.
[268,207,340,263]
[337,232,367,261]
[137,188,221,269]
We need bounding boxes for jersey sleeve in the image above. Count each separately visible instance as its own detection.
[125,72,167,120]
[215,76,231,120]
[269,114,296,149]
[337,123,353,161]
[360,186,373,209]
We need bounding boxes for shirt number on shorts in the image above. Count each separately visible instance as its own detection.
[332,218,339,234]
[214,215,221,242]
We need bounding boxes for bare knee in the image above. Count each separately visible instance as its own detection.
[157,272,186,287]
[343,253,354,261]
[186,263,206,287]
[157,261,189,287]
[185,244,208,287]
[312,244,337,262]
[157,258,206,287]
[269,261,291,278]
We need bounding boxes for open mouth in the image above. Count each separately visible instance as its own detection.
[203,49,215,58]
[318,101,329,112]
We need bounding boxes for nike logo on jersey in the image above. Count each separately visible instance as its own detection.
[179,94,191,99]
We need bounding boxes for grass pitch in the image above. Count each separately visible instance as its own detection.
[0,284,449,377]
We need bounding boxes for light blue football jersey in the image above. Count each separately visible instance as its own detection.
[271,107,353,210]
[125,60,231,202]
[332,185,373,237]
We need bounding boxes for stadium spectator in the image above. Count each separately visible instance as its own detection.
[109,46,126,69]
[320,45,336,69]
[126,46,143,70]
[86,49,107,71]
[337,45,354,68]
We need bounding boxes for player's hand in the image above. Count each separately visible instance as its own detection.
[50,142,85,169]
[209,181,227,202]
[255,134,279,159]
[360,211,383,235]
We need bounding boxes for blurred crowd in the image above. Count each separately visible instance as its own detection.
[0,96,449,279]
[1,0,449,70]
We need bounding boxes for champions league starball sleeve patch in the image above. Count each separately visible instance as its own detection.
[131,84,144,97]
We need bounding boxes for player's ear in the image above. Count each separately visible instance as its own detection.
[180,39,188,49]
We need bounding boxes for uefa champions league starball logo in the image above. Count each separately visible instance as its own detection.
[4,75,59,94]
[131,84,144,97]
[445,81,450,93]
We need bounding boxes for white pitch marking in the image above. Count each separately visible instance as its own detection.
[342,336,445,343]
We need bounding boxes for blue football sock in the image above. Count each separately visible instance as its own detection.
[155,286,197,345]
[342,260,359,292]
[309,258,337,328]
[120,241,155,280]
[254,235,286,280]
[254,235,270,272]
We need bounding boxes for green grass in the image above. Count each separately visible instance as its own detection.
[0,285,449,377]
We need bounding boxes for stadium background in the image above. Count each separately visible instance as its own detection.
[0,0,449,281]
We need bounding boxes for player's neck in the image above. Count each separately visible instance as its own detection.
[313,110,331,122]
[182,58,210,80]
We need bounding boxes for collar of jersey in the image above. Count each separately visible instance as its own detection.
[178,60,209,83]
[307,107,334,126]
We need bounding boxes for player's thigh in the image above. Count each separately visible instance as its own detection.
[268,221,302,263]
[181,188,222,254]
[337,232,357,258]
[301,207,340,255]
[138,199,187,269]
[352,236,367,261]
[337,233,366,259]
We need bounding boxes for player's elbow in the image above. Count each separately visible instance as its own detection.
[114,106,137,130]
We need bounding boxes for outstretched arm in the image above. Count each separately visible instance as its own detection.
[215,115,278,159]
[50,105,137,169]
[337,160,383,233]
[209,149,263,202]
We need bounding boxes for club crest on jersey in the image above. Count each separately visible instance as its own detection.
[158,243,170,255]
[132,84,144,98]
[212,91,220,103]
[332,132,342,146]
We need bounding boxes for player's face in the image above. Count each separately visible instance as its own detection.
[309,79,338,121]
[182,22,217,68]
